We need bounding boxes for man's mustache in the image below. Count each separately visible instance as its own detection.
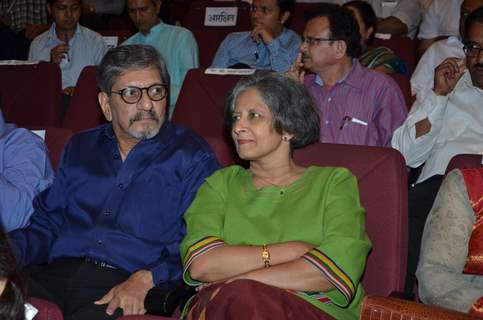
[129,110,159,126]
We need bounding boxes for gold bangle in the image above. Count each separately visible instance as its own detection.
[261,244,270,268]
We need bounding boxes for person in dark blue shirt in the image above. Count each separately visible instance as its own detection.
[8,44,220,320]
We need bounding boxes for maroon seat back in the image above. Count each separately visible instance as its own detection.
[294,143,408,296]
[289,3,320,34]
[172,68,245,165]
[28,297,63,320]
[390,73,415,109]
[182,1,251,67]
[44,127,74,170]
[62,66,107,132]
[445,154,483,175]
[373,37,418,74]
[0,62,62,127]
[182,1,251,30]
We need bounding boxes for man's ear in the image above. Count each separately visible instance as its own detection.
[154,0,162,14]
[98,92,113,122]
[335,40,348,59]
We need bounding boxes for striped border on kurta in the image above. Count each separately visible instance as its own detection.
[302,248,355,304]
[184,236,225,269]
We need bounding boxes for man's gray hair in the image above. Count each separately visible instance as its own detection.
[97,45,170,104]
[225,72,320,149]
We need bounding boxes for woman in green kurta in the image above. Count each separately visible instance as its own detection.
[180,73,372,320]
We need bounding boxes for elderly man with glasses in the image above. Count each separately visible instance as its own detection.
[8,44,220,320]
[392,6,483,299]
[289,3,407,147]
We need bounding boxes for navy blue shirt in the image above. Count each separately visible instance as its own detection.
[9,122,220,284]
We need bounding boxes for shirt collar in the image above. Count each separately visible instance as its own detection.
[314,59,362,90]
[138,21,164,39]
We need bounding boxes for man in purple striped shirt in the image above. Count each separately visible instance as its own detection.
[289,3,407,147]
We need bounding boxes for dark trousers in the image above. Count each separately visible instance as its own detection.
[404,174,444,295]
[26,258,129,320]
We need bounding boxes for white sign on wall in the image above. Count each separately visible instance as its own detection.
[204,7,238,26]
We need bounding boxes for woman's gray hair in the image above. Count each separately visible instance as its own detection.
[97,45,170,104]
[225,72,320,149]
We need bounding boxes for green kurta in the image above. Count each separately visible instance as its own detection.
[180,166,372,319]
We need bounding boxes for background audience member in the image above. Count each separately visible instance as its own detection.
[343,0,408,76]
[210,0,301,72]
[0,0,49,60]
[124,0,198,117]
[411,0,483,96]
[392,6,483,297]
[417,0,463,56]
[417,168,483,318]
[0,226,27,320]
[8,45,219,320]
[28,0,108,96]
[181,72,371,320]
[0,109,53,232]
[375,0,423,39]
[290,3,407,147]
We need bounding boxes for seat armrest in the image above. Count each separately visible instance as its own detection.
[360,295,479,320]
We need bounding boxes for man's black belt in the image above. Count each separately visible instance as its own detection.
[84,257,118,269]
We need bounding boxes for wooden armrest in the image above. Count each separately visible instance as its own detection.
[360,295,479,320]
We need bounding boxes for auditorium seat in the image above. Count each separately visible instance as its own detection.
[62,66,107,132]
[360,295,479,320]
[28,297,63,320]
[44,127,74,170]
[172,68,244,165]
[182,1,251,31]
[0,62,62,127]
[390,73,415,109]
[373,37,418,75]
[294,143,408,296]
[182,1,251,67]
[289,3,320,34]
[445,154,483,175]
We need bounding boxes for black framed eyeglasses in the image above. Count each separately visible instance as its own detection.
[301,36,336,46]
[463,44,483,57]
[111,84,168,104]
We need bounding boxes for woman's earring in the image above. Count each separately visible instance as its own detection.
[282,136,289,142]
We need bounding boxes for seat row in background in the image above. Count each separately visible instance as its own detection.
[90,1,418,73]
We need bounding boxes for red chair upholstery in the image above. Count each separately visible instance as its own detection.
[390,73,415,109]
[182,1,251,67]
[28,297,63,320]
[44,127,74,170]
[445,154,483,175]
[0,62,62,127]
[289,3,320,34]
[62,66,107,132]
[293,143,408,296]
[117,316,175,320]
[373,37,418,75]
[172,68,245,165]
[182,1,251,31]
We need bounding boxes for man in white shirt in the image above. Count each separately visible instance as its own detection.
[411,0,483,96]
[392,6,483,296]
[417,0,463,55]
[375,0,423,39]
